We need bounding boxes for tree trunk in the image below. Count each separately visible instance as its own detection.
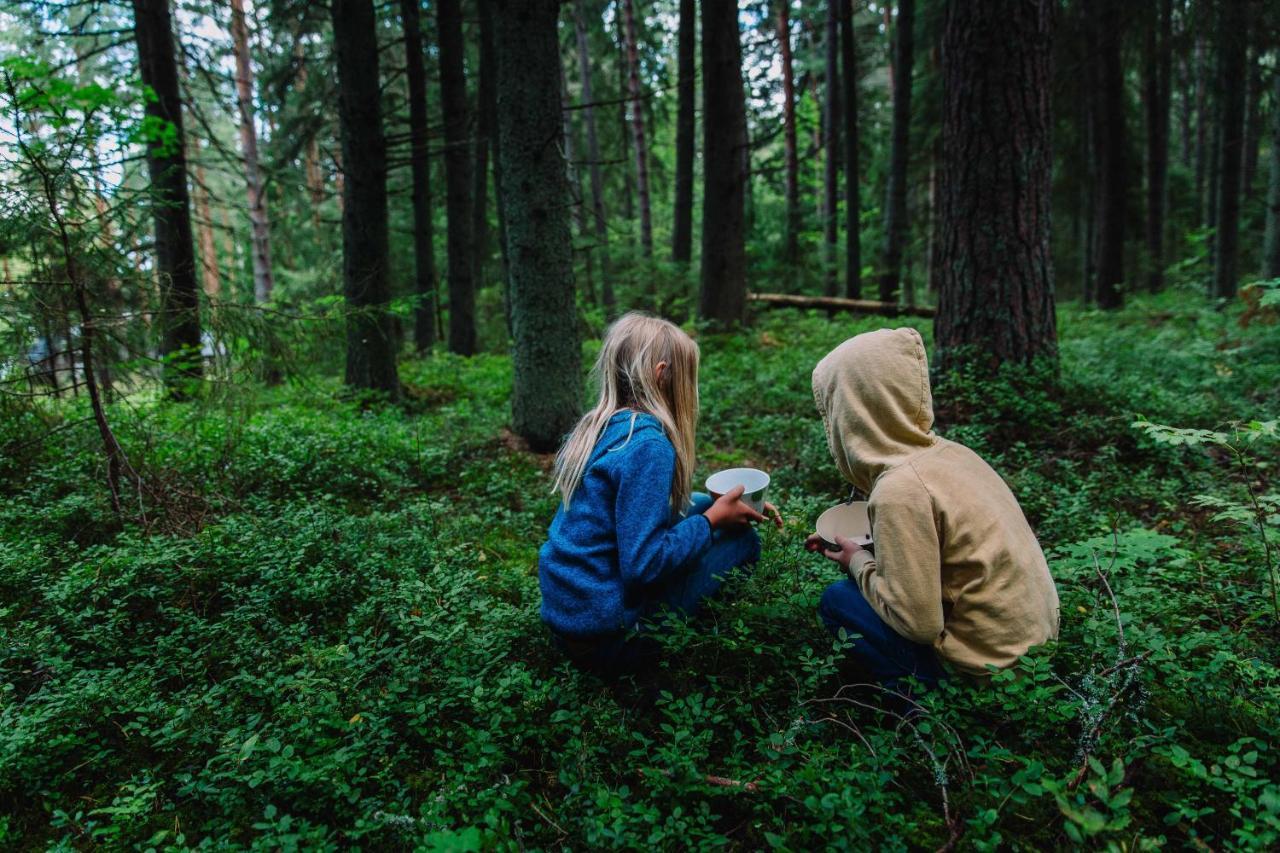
[230,0,274,304]
[1241,46,1262,202]
[621,0,654,258]
[1194,34,1208,209]
[400,0,438,352]
[575,0,614,314]
[698,0,748,325]
[131,0,202,394]
[1212,0,1246,300]
[494,0,583,450]
[474,0,499,294]
[1265,54,1280,279]
[561,68,594,306]
[672,0,696,265]
[823,0,840,297]
[331,0,399,397]
[437,0,476,354]
[934,0,1057,371]
[778,0,799,266]
[879,0,914,304]
[1144,0,1171,293]
[840,0,861,299]
[192,150,221,298]
[1090,0,1125,310]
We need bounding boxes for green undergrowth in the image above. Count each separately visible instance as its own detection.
[1,291,1277,849]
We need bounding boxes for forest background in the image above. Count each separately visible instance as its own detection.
[1,0,1279,847]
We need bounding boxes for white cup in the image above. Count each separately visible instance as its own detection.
[705,467,770,513]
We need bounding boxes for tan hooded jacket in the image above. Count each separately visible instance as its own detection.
[812,327,1059,676]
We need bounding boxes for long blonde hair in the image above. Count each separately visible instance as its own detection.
[553,312,700,511]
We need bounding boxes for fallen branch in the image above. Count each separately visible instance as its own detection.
[748,292,936,318]
[644,768,760,793]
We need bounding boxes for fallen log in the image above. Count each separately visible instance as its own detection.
[748,292,936,318]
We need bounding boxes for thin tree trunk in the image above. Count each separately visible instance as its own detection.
[1091,0,1126,310]
[672,0,696,264]
[1194,34,1207,209]
[331,0,399,397]
[562,68,595,306]
[230,0,274,304]
[1213,0,1247,299]
[400,0,438,352]
[621,0,654,258]
[778,0,799,266]
[879,0,914,304]
[1241,46,1262,201]
[934,0,1057,371]
[1265,53,1280,279]
[575,0,614,314]
[473,0,498,293]
[437,0,476,354]
[131,0,202,394]
[494,0,583,450]
[192,151,221,298]
[296,42,325,225]
[1144,0,1171,293]
[823,0,840,297]
[840,0,861,299]
[698,0,748,325]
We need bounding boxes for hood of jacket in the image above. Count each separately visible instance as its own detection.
[811,327,938,493]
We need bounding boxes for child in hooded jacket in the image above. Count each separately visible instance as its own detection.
[805,328,1060,690]
[539,313,781,675]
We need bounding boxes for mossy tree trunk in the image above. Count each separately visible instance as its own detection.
[933,0,1057,372]
[331,0,399,398]
[494,0,583,450]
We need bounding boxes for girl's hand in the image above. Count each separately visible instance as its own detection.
[804,533,866,570]
[762,501,784,530]
[704,485,768,530]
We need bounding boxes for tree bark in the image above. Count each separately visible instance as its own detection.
[574,0,614,314]
[494,0,583,450]
[621,0,654,258]
[331,0,399,397]
[1194,34,1207,206]
[672,0,696,265]
[879,0,914,304]
[840,0,861,299]
[1265,53,1280,279]
[437,0,476,354]
[778,0,799,266]
[400,0,438,352]
[192,150,220,298]
[230,0,274,304]
[474,0,500,295]
[561,68,594,305]
[1212,0,1246,299]
[1144,0,1171,293]
[131,0,202,394]
[749,292,933,318]
[1241,45,1262,202]
[1090,0,1125,310]
[823,0,840,297]
[697,0,748,325]
[933,0,1057,371]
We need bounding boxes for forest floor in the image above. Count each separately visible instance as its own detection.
[2,292,1279,849]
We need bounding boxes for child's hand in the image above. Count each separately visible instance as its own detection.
[762,502,784,530]
[705,485,768,530]
[804,533,867,570]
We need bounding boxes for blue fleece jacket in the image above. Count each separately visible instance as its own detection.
[538,411,713,637]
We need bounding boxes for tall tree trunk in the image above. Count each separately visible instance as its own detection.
[494,0,583,450]
[331,0,399,397]
[561,68,595,306]
[879,0,914,304]
[934,0,1056,371]
[575,0,614,314]
[1265,54,1280,279]
[1194,34,1207,210]
[192,150,221,298]
[1144,0,1171,293]
[473,0,498,294]
[621,0,654,258]
[1241,46,1262,202]
[478,0,511,324]
[1091,0,1126,310]
[131,0,202,394]
[778,0,799,266]
[437,0,476,354]
[823,0,840,297]
[698,0,747,325]
[672,0,696,264]
[230,0,274,305]
[840,0,861,299]
[1213,0,1246,299]
[400,0,438,352]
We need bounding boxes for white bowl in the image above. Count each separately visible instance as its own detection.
[816,501,872,550]
[705,467,770,513]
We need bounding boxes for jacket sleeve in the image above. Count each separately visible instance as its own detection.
[614,437,712,587]
[848,471,945,644]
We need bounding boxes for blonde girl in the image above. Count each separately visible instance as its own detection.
[538,313,779,674]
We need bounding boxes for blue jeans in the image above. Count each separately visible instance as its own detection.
[557,493,761,676]
[818,579,945,690]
